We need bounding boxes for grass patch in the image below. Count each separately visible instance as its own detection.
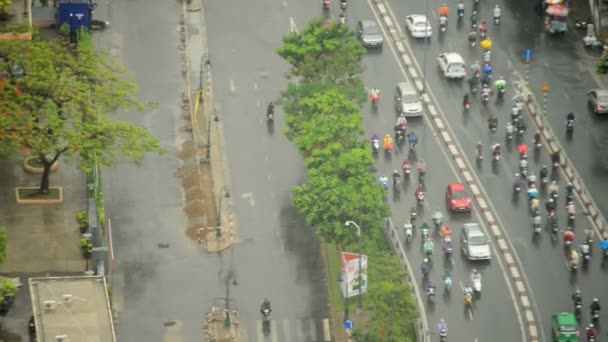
[17,187,61,199]
[0,24,30,33]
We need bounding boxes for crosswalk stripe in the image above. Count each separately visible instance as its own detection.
[282,319,290,341]
[309,318,318,341]
[295,318,304,341]
[270,319,279,342]
[256,319,264,342]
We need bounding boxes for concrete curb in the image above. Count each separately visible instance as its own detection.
[516,80,607,235]
[372,0,538,340]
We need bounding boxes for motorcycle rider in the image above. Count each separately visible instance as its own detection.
[421,257,431,276]
[404,220,413,241]
[528,171,537,186]
[567,112,576,123]
[379,176,390,189]
[470,60,481,75]
[383,134,393,151]
[476,141,483,159]
[468,30,478,46]
[517,119,526,135]
[546,197,556,213]
[267,101,274,118]
[551,149,561,166]
[492,143,501,158]
[439,15,448,30]
[534,131,542,146]
[581,242,591,260]
[468,72,480,91]
[457,0,465,16]
[481,84,492,102]
[573,290,583,307]
[590,298,601,316]
[417,160,428,181]
[548,181,559,195]
[426,281,436,296]
[566,112,576,131]
[494,76,506,92]
[540,165,549,181]
[402,158,411,174]
[563,227,576,244]
[416,184,426,202]
[571,249,580,269]
[518,142,529,157]
[513,173,522,191]
[586,324,598,341]
[506,121,514,137]
[482,63,493,78]
[488,115,498,132]
[463,285,473,303]
[493,4,501,22]
[392,170,402,187]
[567,201,576,218]
[437,319,448,336]
[260,299,272,316]
[479,20,488,35]
[439,3,449,17]
[471,11,479,27]
[407,131,418,150]
[463,93,471,108]
[396,114,408,130]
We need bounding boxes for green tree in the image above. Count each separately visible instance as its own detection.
[597,55,608,75]
[293,170,388,244]
[0,227,7,264]
[0,36,161,193]
[277,17,366,85]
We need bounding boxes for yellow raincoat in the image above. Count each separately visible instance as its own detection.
[480,38,492,51]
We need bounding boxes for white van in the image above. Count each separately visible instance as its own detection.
[394,82,423,117]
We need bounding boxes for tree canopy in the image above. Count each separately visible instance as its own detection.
[0,34,161,192]
[277,17,366,85]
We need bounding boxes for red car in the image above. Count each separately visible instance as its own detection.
[446,183,472,212]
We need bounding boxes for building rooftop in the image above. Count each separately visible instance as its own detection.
[29,276,116,342]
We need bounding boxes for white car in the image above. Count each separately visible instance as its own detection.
[461,223,491,260]
[405,15,432,38]
[437,52,467,79]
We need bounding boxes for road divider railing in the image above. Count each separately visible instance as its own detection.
[371,0,540,340]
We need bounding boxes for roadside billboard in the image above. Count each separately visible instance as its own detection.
[340,252,368,298]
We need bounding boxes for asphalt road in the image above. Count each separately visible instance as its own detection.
[93,0,226,340]
[382,0,608,337]
[203,0,331,340]
[339,2,526,341]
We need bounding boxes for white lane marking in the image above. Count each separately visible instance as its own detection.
[270,319,279,342]
[282,1,287,7]
[282,319,290,340]
[240,192,255,206]
[367,0,529,339]
[474,338,479,342]
[290,17,299,33]
[256,99,261,107]
[256,320,264,342]
[229,79,236,93]
[322,318,331,341]
[253,82,258,90]
[309,318,317,341]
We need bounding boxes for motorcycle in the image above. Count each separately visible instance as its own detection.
[384,140,393,153]
[472,272,482,293]
[520,165,528,178]
[566,119,575,133]
[464,292,473,306]
[592,309,600,324]
[442,237,454,255]
[506,130,513,141]
[432,211,444,229]
[416,189,425,203]
[444,277,452,292]
[439,329,448,342]
[513,182,521,193]
[533,215,542,234]
[497,87,505,97]
[575,302,582,320]
[493,151,501,161]
[395,129,406,144]
[340,0,347,11]
[439,16,448,32]
[464,99,471,110]
[402,162,411,177]
[541,175,549,185]
[323,0,331,9]
[404,223,413,242]
[494,16,500,24]
[575,19,589,29]
[371,139,380,154]
[421,224,429,241]
[548,210,558,233]
[427,286,436,302]
[458,8,464,18]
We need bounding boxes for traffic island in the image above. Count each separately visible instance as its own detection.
[203,307,240,342]
[23,157,59,174]
[15,187,64,205]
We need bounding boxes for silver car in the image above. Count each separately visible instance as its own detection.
[357,20,383,48]
[461,223,491,260]
[587,88,608,114]
[395,82,422,116]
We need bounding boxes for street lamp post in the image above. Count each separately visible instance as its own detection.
[345,221,363,311]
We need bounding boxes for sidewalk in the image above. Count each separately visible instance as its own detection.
[0,159,87,274]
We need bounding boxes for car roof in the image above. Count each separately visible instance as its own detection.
[554,312,577,326]
[463,223,483,235]
[408,14,428,22]
[360,19,378,28]
[441,52,464,63]
[449,183,465,191]
[591,88,608,96]
[397,82,416,94]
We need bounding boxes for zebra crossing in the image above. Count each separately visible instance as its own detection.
[252,317,332,342]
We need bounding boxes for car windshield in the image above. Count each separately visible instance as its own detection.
[559,325,577,333]
[402,93,418,103]
[468,235,487,246]
[364,25,380,35]
[598,95,608,102]
[452,191,467,199]
[449,62,464,70]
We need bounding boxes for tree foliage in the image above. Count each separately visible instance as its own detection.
[0,227,7,265]
[0,35,161,192]
[277,17,366,85]
[597,55,608,75]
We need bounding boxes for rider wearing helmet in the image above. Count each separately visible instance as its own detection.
[494,76,506,91]
[493,4,501,21]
